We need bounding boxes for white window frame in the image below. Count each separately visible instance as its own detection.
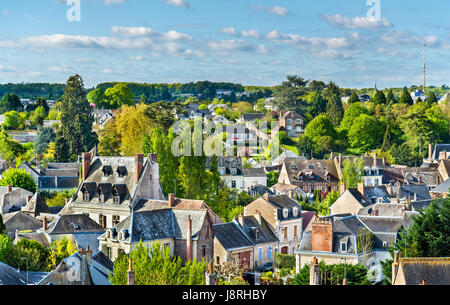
[340,242,347,253]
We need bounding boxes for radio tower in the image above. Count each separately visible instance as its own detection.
[423,43,427,94]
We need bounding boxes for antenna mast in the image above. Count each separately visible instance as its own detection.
[423,43,427,94]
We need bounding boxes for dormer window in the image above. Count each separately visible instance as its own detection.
[290,164,297,170]
[83,189,90,202]
[230,168,237,175]
[341,242,347,253]
[112,187,120,204]
[382,241,388,248]
[102,165,112,177]
[282,208,289,219]
[293,207,298,217]
[308,165,313,169]
[326,175,331,182]
[117,166,127,178]
[255,229,260,240]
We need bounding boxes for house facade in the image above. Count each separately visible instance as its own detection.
[279,111,305,137]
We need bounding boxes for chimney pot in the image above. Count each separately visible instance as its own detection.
[168,193,175,208]
[127,258,135,285]
[288,190,294,199]
[43,216,48,231]
[186,215,192,262]
[357,181,365,197]
[238,213,245,227]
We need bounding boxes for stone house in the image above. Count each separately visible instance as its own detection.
[278,158,340,194]
[244,193,303,255]
[61,153,164,229]
[98,207,215,263]
[206,156,244,191]
[279,111,304,137]
[0,185,34,215]
[213,214,279,271]
[430,178,450,198]
[243,168,267,191]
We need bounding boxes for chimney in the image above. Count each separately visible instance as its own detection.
[263,192,269,201]
[168,193,175,208]
[43,216,48,231]
[82,152,91,181]
[329,152,334,160]
[186,215,192,262]
[392,251,400,284]
[288,190,294,199]
[205,261,216,285]
[65,198,69,205]
[357,181,365,197]
[340,182,346,195]
[342,278,348,285]
[127,258,135,285]
[372,209,379,216]
[255,212,262,225]
[238,213,245,227]
[418,175,423,185]
[26,195,32,203]
[406,195,411,210]
[338,154,342,168]
[373,152,378,168]
[311,216,333,252]
[397,185,402,200]
[440,150,447,160]
[428,144,433,160]
[309,257,321,285]
[149,153,158,163]
[78,245,92,264]
[7,183,12,193]
[135,154,144,183]
[422,279,427,285]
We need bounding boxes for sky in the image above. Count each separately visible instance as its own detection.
[0,0,449,89]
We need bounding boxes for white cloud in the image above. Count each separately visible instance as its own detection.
[128,55,143,61]
[104,0,125,4]
[111,26,156,37]
[321,14,392,29]
[165,0,191,9]
[221,27,236,36]
[208,39,255,52]
[255,5,289,16]
[241,30,260,39]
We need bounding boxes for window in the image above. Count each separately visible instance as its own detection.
[231,180,236,188]
[107,247,112,259]
[83,191,89,202]
[98,190,105,203]
[112,215,120,226]
[287,125,292,130]
[231,168,237,175]
[268,246,272,260]
[283,227,288,240]
[113,193,120,204]
[283,208,289,219]
[99,214,107,228]
[202,245,207,257]
[216,256,220,264]
[287,119,292,123]
[293,207,298,217]
[296,119,301,123]
[258,247,263,261]
[340,242,347,253]
[294,225,298,238]
[383,241,388,248]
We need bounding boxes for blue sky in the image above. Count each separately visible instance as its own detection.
[0,0,449,88]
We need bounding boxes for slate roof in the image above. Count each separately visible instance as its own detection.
[206,156,243,176]
[38,252,94,285]
[358,203,405,217]
[0,262,27,285]
[45,214,105,235]
[282,158,339,183]
[248,184,273,197]
[241,113,266,121]
[430,178,450,194]
[3,211,43,238]
[113,209,207,243]
[240,216,279,245]
[363,186,391,203]
[21,193,51,215]
[243,168,266,177]
[431,144,450,161]
[213,222,254,250]
[397,257,450,285]
[390,185,432,201]
[347,189,372,207]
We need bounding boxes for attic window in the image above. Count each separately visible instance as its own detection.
[383,241,388,248]
[73,224,81,230]
[308,165,313,169]
[83,190,89,202]
[341,242,347,253]
[231,168,237,175]
[112,188,120,204]
[326,175,331,182]
[102,166,113,177]
[255,229,260,240]
[283,208,289,219]
[98,189,105,203]
[290,164,297,170]
[293,207,298,217]
[117,166,127,178]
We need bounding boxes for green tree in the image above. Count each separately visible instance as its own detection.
[104,83,135,109]
[34,127,56,155]
[372,90,387,105]
[152,128,179,196]
[399,89,414,105]
[304,115,337,143]
[316,190,339,216]
[35,97,50,114]
[0,168,37,193]
[56,75,98,162]
[0,214,6,234]
[47,236,78,270]
[325,95,344,128]
[339,102,370,133]
[87,88,106,107]
[266,171,279,188]
[341,158,364,188]
[109,241,205,285]
[296,135,316,158]
[392,198,450,258]
[7,238,50,272]
[2,111,26,130]
[386,89,396,104]
[0,129,24,161]
[54,129,71,162]
[347,91,360,104]
[273,75,309,111]
[357,228,374,265]
[389,143,421,167]
[0,93,23,113]
[348,114,383,154]
[426,91,437,105]
[30,106,47,127]
[0,234,13,263]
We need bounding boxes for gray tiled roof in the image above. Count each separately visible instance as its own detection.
[399,258,450,285]
[243,168,266,177]
[430,178,450,194]
[0,262,27,285]
[213,222,254,250]
[241,216,278,245]
[45,214,105,235]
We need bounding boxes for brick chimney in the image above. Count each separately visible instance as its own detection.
[81,152,91,181]
[339,182,346,195]
[357,181,365,197]
[186,215,192,262]
[263,192,269,201]
[168,193,175,208]
[418,175,423,185]
[440,150,447,160]
[311,217,333,252]
[135,154,144,183]
[373,152,378,168]
[238,213,245,227]
[205,261,216,285]
[392,251,400,283]
[43,216,48,231]
[428,144,433,160]
[309,257,320,285]
[255,212,262,225]
[338,154,342,168]
[7,183,12,193]
[127,258,135,285]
